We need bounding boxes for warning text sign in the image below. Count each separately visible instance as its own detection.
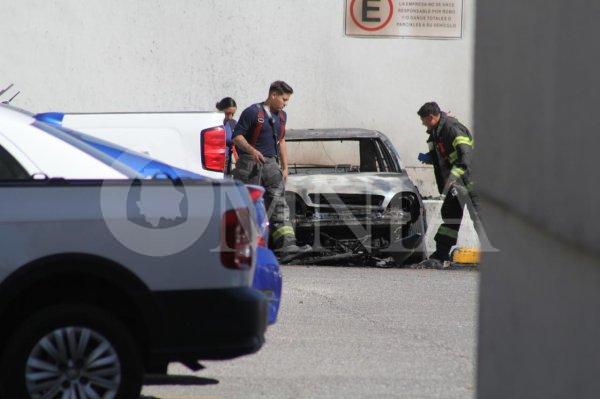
[345,0,463,39]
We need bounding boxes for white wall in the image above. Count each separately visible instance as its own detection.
[0,0,475,171]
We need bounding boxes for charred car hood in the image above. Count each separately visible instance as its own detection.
[286,172,418,209]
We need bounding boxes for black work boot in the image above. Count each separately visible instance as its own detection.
[414,246,451,269]
[276,243,312,254]
[277,244,300,253]
[276,243,312,264]
[274,233,312,254]
[429,248,451,262]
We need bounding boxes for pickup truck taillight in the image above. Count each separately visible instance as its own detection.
[247,185,265,202]
[201,126,226,172]
[246,185,269,247]
[221,208,253,269]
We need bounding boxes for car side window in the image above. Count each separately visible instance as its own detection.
[374,139,396,172]
[359,139,379,172]
[359,138,394,172]
[0,144,29,180]
[373,139,395,172]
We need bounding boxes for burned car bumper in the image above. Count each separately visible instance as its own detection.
[294,209,412,228]
[286,190,427,265]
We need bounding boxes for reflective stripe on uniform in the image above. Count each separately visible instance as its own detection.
[272,225,295,241]
[452,136,474,148]
[450,167,465,177]
[448,151,458,163]
[437,226,458,239]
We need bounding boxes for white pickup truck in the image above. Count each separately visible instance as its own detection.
[37,111,229,178]
[0,105,267,398]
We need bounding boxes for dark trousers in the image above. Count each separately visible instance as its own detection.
[434,183,481,257]
[232,154,296,249]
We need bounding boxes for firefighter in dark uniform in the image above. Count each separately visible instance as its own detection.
[417,102,480,267]
[232,81,303,253]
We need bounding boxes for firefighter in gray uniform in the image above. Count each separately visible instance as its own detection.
[232,81,302,253]
[416,102,481,268]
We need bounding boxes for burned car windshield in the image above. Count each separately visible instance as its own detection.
[286,138,397,174]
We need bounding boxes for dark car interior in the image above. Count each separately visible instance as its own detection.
[286,138,398,175]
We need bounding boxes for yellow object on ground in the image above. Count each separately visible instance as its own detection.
[452,248,481,264]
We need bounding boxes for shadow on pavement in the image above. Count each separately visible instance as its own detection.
[140,374,220,398]
[143,373,220,386]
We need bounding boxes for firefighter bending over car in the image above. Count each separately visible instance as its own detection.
[232,81,308,255]
[417,102,481,268]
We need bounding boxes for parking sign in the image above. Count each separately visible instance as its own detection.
[345,0,464,39]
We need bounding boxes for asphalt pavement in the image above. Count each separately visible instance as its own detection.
[142,266,478,399]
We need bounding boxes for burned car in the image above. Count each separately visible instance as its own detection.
[284,129,427,266]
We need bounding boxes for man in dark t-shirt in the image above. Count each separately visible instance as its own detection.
[234,105,281,158]
[232,81,303,254]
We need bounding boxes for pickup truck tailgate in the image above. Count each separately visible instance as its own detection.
[0,178,256,291]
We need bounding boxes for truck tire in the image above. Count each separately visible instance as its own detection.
[0,304,143,399]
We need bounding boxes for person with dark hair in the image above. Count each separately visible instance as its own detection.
[417,101,481,268]
[216,97,238,174]
[216,97,237,126]
[232,81,306,255]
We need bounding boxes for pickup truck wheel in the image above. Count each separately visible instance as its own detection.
[0,304,143,399]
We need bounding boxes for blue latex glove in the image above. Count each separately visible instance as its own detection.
[418,152,433,164]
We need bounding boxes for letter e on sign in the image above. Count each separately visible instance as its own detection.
[346,0,394,34]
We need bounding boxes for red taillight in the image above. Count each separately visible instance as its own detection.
[201,126,226,172]
[246,185,265,203]
[246,185,268,246]
[221,208,253,269]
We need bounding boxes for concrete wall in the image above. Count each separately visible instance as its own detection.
[478,203,600,399]
[475,0,600,397]
[0,0,475,176]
